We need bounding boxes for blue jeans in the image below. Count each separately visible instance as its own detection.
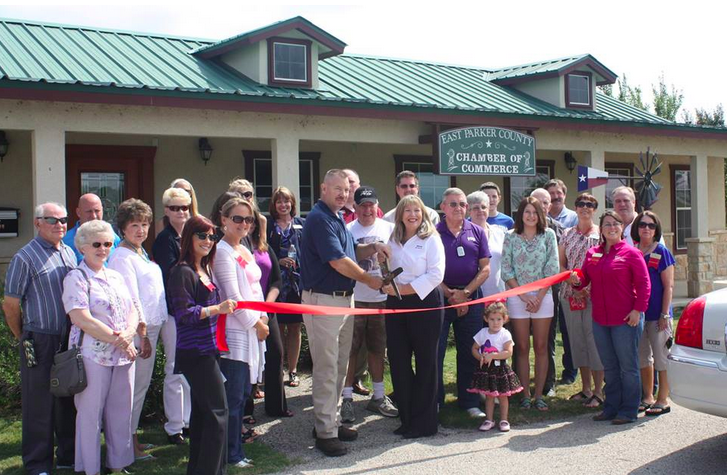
[219,358,251,464]
[592,317,644,421]
[437,289,484,409]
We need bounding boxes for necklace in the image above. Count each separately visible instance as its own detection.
[122,239,149,262]
[521,233,539,252]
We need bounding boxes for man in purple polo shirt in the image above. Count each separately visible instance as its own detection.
[436,188,491,418]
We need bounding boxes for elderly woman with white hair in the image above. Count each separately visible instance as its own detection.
[62,220,139,475]
[467,190,507,300]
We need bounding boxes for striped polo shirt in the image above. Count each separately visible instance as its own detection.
[4,236,77,335]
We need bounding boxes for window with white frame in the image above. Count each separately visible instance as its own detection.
[567,73,591,107]
[672,166,692,251]
[398,159,451,210]
[273,42,307,83]
[604,163,634,209]
[243,151,320,214]
[508,163,554,215]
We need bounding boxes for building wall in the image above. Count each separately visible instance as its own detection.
[513,77,563,108]
[0,130,34,267]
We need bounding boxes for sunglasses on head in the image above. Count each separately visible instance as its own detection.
[447,201,467,208]
[91,241,113,249]
[230,215,255,225]
[575,201,596,209]
[167,205,189,212]
[638,222,657,230]
[241,191,254,199]
[194,232,219,242]
[39,216,68,225]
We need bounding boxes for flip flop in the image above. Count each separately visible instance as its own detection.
[645,404,671,416]
[583,394,603,408]
[519,397,532,410]
[138,443,155,451]
[569,391,591,401]
[638,401,653,413]
[134,453,155,462]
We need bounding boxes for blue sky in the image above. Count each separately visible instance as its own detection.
[1,3,723,117]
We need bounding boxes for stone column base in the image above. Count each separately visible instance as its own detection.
[686,237,715,297]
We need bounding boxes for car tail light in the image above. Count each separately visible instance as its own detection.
[675,296,706,349]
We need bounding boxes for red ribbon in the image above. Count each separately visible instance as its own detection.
[233,271,574,316]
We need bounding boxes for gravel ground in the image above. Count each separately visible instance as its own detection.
[252,374,727,474]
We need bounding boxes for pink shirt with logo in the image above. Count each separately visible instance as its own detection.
[576,240,650,326]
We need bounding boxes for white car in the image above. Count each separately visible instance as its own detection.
[668,287,727,418]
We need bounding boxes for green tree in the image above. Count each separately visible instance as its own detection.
[652,73,683,121]
[694,104,725,126]
[617,74,648,111]
[598,83,614,96]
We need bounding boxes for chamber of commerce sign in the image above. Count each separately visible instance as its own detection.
[438,126,536,176]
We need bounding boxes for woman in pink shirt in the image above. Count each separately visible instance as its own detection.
[569,210,650,425]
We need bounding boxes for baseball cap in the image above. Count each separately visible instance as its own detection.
[354,186,378,205]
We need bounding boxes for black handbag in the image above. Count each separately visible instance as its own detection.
[50,268,90,397]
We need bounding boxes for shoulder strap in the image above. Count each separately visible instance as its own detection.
[74,268,92,348]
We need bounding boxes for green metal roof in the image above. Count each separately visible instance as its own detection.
[0,17,714,132]
[487,54,618,84]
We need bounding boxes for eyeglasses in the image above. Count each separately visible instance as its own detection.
[241,191,254,199]
[194,232,219,242]
[398,184,418,189]
[230,215,255,225]
[575,201,596,209]
[447,201,468,208]
[470,205,487,212]
[91,242,113,249]
[167,205,189,212]
[39,216,68,225]
[638,222,657,230]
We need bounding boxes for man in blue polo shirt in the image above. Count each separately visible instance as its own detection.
[63,193,121,263]
[3,202,77,474]
[436,188,491,418]
[545,179,578,229]
[300,169,388,457]
[480,182,514,230]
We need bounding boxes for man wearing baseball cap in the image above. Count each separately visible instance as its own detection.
[342,186,398,423]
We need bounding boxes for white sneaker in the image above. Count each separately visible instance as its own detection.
[232,459,253,468]
[467,407,486,419]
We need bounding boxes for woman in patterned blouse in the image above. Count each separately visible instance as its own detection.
[501,197,559,412]
[558,193,604,408]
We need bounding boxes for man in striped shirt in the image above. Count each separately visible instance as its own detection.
[3,202,77,475]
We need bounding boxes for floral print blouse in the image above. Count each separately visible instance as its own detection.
[559,225,600,300]
[62,261,135,366]
[501,228,559,289]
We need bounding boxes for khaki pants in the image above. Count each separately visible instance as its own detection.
[302,290,355,439]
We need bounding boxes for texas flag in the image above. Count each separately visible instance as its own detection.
[577,165,610,192]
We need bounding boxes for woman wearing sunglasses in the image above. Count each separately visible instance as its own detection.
[212,197,270,468]
[167,215,236,475]
[558,193,604,408]
[62,220,139,475]
[631,211,674,416]
[156,178,199,234]
[151,187,192,444]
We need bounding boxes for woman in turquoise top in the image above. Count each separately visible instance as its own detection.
[501,197,559,411]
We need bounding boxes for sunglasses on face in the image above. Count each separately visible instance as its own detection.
[194,232,219,242]
[39,216,68,225]
[638,222,657,230]
[575,201,596,209]
[447,201,468,208]
[398,184,418,189]
[91,242,113,249]
[241,191,254,199]
[230,215,255,225]
[167,205,189,212]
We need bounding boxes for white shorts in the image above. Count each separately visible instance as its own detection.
[507,291,554,319]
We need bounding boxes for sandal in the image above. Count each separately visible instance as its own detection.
[584,394,604,408]
[519,397,532,410]
[241,428,259,444]
[499,420,511,432]
[568,391,591,401]
[638,401,653,413]
[289,372,300,387]
[243,415,256,425]
[534,397,549,412]
[645,403,671,416]
[478,420,495,431]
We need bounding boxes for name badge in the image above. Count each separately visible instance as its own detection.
[204,281,216,292]
[457,246,465,257]
[648,252,662,269]
[235,255,247,268]
[494,360,501,367]
[293,224,303,230]
[591,252,603,264]
[467,236,476,242]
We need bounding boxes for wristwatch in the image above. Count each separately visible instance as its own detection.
[661,313,670,319]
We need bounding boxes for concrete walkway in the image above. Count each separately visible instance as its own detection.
[253,375,727,474]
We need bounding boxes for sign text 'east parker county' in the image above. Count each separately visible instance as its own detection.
[438,126,536,176]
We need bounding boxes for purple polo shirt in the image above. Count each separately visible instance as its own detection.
[436,220,491,287]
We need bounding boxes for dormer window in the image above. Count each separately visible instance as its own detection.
[566,72,592,108]
[268,37,312,87]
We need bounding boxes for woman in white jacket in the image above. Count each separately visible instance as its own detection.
[212,197,270,468]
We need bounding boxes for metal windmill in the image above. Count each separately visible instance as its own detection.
[634,147,663,211]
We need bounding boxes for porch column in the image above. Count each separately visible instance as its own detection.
[31,126,66,209]
[686,154,714,297]
[271,136,300,201]
[584,149,605,208]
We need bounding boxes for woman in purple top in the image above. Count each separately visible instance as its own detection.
[631,211,675,416]
[167,216,236,475]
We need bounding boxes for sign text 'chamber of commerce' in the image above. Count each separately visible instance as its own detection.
[438,126,536,176]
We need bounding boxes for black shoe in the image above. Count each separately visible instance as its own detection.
[315,437,348,457]
[393,425,409,435]
[182,427,190,437]
[312,426,358,441]
[559,377,576,385]
[167,433,185,445]
[611,418,635,425]
[403,430,422,439]
[592,412,615,422]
